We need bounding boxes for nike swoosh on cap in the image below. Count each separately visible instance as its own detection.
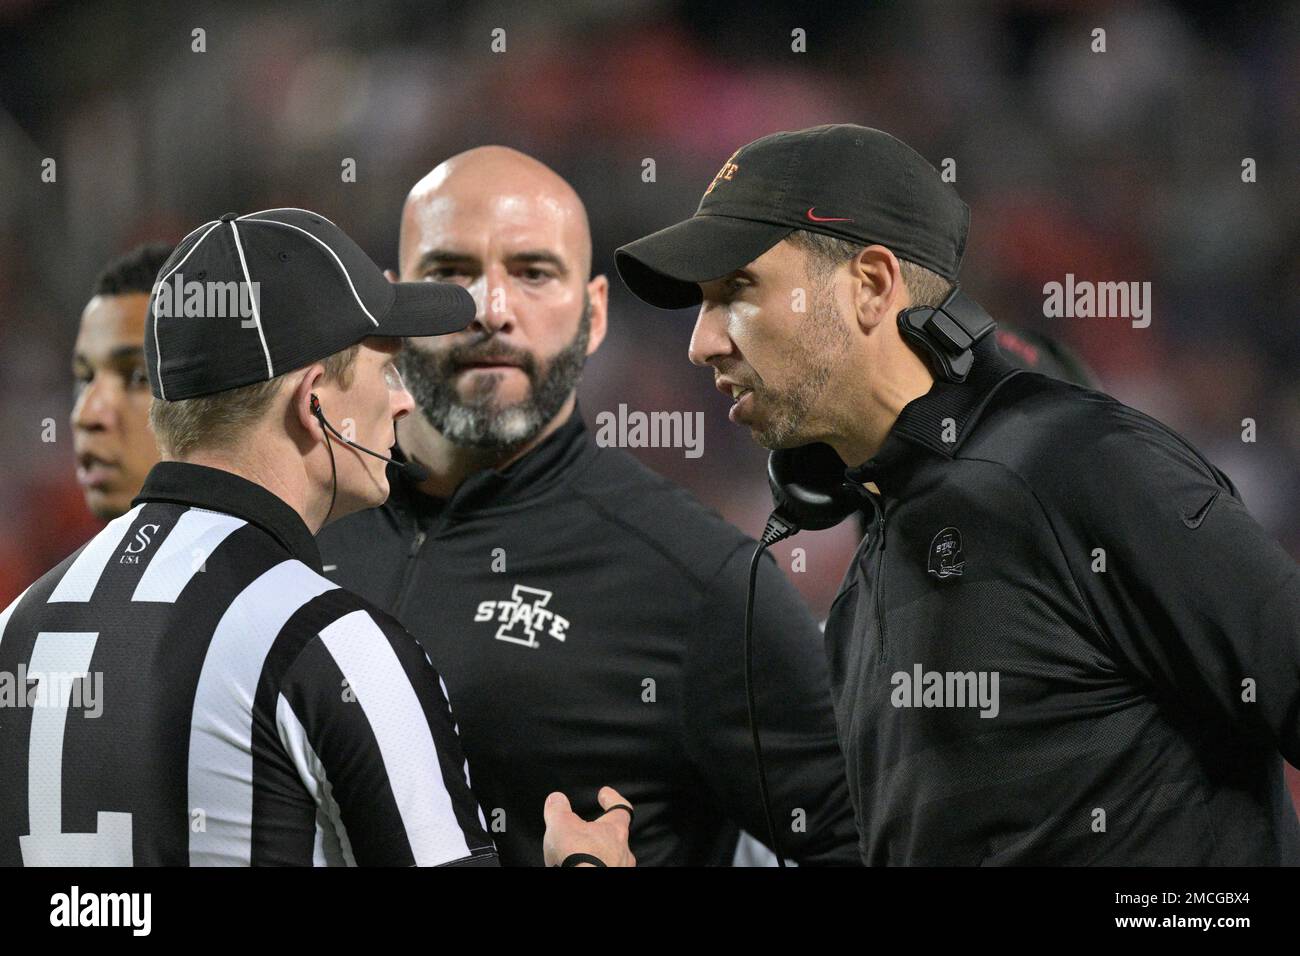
[806,207,854,223]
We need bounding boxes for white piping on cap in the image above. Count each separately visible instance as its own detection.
[241,216,379,327]
[151,219,221,401]
[228,221,275,380]
[237,207,338,226]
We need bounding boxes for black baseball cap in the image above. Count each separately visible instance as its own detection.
[616,124,969,309]
[145,207,475,400]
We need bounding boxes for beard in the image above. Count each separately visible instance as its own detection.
[399,293,591,452]
[750,278,850,449]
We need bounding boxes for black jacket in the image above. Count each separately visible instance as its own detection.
[829,336,1300,864]
[317,407,860,866]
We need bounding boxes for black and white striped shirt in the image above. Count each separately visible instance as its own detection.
[0,462,497,867]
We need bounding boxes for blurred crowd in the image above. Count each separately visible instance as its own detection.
[2,0,1298,621]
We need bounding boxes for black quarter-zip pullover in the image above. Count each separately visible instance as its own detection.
[827,337,1300,864]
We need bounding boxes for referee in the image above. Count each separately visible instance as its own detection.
[616,125,1300,864]
[0,208,631,867]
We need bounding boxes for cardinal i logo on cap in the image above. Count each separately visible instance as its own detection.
[703,149,740,196]
[615,125,971,312]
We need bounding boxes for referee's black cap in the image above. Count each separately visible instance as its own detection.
[616,124,968,309]
[145,208,475,400]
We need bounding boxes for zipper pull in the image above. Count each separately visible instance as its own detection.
[862,488,886,551]
[408,529,427,557]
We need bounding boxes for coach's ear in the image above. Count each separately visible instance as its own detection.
[585,274,609,357]
[383,269,398,283]
[851,244,902,334]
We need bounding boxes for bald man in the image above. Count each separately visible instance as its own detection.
[317,148,860,866]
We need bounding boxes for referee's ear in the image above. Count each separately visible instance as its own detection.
[291,363,330,444]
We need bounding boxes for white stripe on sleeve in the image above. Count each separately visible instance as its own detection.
[47,505,145,603]
[0,583,34,652]
[187,559,336,865]
[317,610,471,866]
[276,693,355,867]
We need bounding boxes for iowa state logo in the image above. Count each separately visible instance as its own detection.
[703,149,741,196]
[927,527,965,580]
[474,584,571,648]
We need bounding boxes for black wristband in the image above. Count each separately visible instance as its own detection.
[559,853,608,867]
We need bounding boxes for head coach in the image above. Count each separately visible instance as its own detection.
[616,124,1300,865]
[0,208,631,867]
[316,147,860,866]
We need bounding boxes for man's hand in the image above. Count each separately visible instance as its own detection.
[542,786,636,867]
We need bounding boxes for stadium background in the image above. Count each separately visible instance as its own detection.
[1,0,1297,806]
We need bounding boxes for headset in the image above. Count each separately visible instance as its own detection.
[310,393,427,525]
[895,284,997,386]
[742,285,996,865]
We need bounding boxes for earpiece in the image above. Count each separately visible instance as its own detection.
[308,394,427,529]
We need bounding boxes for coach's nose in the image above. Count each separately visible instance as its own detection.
[688,300,732,368]
[469,264,517,337]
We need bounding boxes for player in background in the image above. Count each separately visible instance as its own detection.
[72,244,173,520]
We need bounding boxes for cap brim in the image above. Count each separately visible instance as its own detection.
[615,216,793,309]
[376,280,476,337]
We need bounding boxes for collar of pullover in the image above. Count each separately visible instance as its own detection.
[134,460,323,571]
[391,403,592,520]
[846,335,1022,489]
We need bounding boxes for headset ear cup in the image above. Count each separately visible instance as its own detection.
[897,287,996,385]
[897,308,954,382]
[767,443,862,531]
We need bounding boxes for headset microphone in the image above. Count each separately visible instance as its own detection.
[310,394,428,524]
[742,291,996,862]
